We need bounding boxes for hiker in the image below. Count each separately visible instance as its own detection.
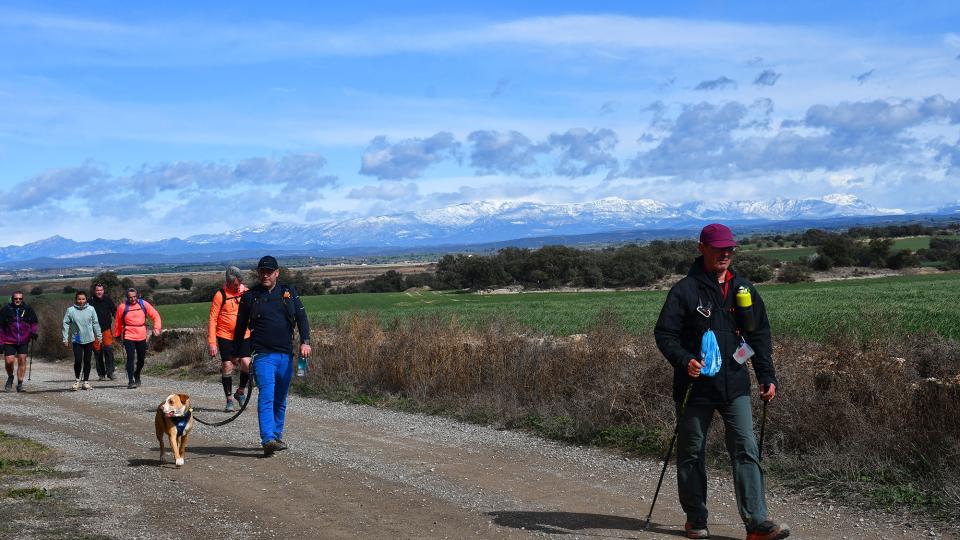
[89,283,117,381]
[62,290,103,391]
[233,256,311,456]
[208,266,253,412]
[1,291,38,392]
[113,287,162,389]
[654,223,789,540]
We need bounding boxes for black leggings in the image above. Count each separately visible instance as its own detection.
[72,342,93,381]
[123,340,147,382]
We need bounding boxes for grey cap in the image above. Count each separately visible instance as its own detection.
[225,266,243,282]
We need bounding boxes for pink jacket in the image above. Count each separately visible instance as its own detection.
[113,299,161,341]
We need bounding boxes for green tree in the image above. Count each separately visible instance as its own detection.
[180,277,193,290]
[147,277,160,289]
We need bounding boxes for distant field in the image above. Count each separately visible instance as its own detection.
[158,272,960,341]
[745,235,960,262]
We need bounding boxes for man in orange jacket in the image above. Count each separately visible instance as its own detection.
[208,266,252,412]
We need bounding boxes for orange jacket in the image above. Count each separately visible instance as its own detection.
[208,284,251,344]
[113,299,162,341]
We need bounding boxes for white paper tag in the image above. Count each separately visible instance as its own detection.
[733,340,754,364]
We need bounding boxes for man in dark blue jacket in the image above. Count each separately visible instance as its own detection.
[233,255,311,456]
[654,224,789,540]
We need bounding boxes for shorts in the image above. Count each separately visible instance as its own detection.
[216,337,252,360]
[3,343,28,356]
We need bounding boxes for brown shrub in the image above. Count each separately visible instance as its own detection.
[32,299,73,360]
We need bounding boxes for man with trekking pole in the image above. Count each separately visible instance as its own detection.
[1,291,38,392]
[652,223,789,540]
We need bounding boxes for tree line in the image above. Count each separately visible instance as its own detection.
[72,221,959,302]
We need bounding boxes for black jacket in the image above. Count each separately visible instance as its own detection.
[233,282,310,357]
[88,295,116,330]
[654,256,777,405]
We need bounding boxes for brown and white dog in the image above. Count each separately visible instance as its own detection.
[155,393,193,467]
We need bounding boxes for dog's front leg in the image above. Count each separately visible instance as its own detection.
[176,433,189,466]
[167,427,181,467]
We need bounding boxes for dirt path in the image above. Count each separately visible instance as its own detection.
[0,361,951,539]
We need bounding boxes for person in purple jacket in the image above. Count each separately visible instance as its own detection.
[1,291,39,392]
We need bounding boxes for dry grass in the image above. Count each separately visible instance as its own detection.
[0,431,58,476]
[301,311,960,517]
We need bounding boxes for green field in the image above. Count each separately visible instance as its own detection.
[746,235,960,262]
[158,272,960,341]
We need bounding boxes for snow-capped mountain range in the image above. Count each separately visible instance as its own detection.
[0,194,931,266]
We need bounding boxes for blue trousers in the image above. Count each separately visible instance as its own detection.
[252,353,293,445]
[676,395,767,531]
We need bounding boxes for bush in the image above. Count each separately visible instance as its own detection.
[29,287,42,296]
[733,253,774,283]
[778,262,813,283]
[180,277,193,290]
[62,285,76,294]
[32,299,72,360]
[147,278,160,289]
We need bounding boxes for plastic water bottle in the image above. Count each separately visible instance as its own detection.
[296,356,307,377]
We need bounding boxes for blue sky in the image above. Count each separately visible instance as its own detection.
[1,1,959,243]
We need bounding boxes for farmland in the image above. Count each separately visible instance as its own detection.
[744,234,960,262]
[157,271,960,341]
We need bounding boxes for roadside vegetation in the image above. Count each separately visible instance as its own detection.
[0,430,95,539]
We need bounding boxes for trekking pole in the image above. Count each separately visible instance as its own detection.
[758,385,769,461]
[643,383,693,530]
[27,339,33,381]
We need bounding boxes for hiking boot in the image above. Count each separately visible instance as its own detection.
[82,381,92,390]
[685,520,710,539]
[135,376,142,387]
[106,373,115,381]
[71,380,80,391]
[16,382,23,392]
[262,439,281,457]
[746,520,790,540]
[233,390,246,405]
[224,398,235,412]
[274,438,288,451]
[97,376,106,382]
[127,380,137,389]
[4,376,12,392]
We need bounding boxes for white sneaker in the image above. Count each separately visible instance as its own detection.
[71,380,80,391]
[82,381,92,390]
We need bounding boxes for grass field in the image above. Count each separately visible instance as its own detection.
[157,272,960,341]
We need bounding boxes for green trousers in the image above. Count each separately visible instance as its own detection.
[676,394,767,531]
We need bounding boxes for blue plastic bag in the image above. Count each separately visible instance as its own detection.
[700,329,722,377]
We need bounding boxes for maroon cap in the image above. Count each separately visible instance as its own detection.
[699,223,737,248]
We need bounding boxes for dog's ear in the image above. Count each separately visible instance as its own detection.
[178,393,190,405]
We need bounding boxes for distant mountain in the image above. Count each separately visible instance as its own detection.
[0,194,922,268]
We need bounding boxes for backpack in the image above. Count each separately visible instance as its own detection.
[214,288,242,319]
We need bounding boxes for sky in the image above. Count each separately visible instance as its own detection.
[1,1,959,244]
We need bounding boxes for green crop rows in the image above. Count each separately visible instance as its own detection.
[157,272,960,341]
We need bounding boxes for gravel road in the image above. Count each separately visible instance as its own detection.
[0,360,953,539]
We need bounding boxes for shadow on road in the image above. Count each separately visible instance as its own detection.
[169,445,262,459]
[488,511,740,539]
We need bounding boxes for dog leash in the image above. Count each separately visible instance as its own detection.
[192,369,256,427]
